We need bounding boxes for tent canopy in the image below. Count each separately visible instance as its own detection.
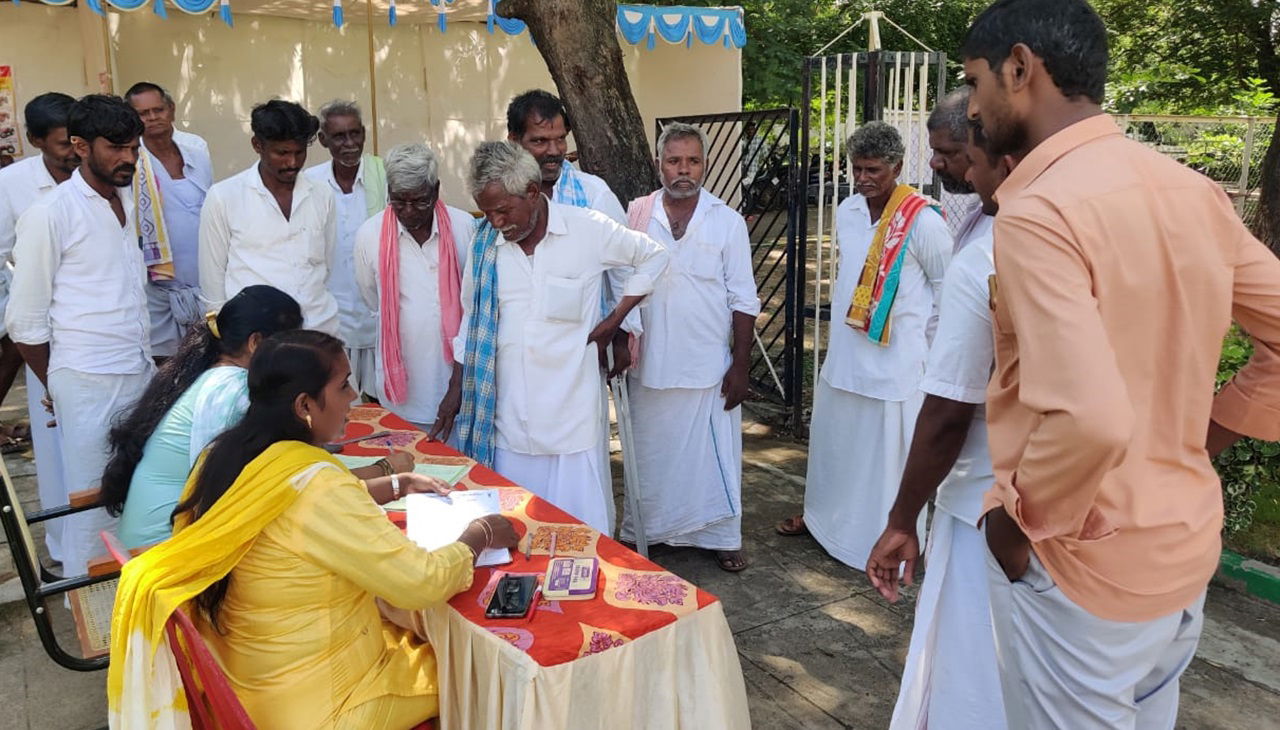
[32,0,745,47]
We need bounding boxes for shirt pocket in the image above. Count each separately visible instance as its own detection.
[540,274,587,324]
[295,223,326,267]
[682,243,722,282]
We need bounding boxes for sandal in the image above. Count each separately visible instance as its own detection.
[1,423,30,441]
[715,550,748,572]
[0,435,28,455]
[775,514,809,536]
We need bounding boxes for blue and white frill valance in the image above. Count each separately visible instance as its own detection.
[13,0,746,47]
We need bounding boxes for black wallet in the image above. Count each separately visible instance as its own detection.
[485,575,538,619]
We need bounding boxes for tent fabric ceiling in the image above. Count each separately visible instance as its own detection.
[33,0,746,48]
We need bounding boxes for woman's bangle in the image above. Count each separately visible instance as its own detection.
[390,473,401,500]
[375,458,394,477]
[478,518,494,548]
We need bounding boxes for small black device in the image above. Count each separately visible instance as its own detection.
[485,575,538,619]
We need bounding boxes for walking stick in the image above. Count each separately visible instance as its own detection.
[607,348,649,558]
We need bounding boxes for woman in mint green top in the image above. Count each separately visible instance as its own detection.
[102,286,304,549]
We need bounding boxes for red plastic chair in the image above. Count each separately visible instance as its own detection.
[101,533,256,730]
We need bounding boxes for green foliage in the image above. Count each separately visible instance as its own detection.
[700,0,1280,116]
[1215,328,1280,536]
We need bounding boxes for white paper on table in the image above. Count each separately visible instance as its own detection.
[405,490,510,567]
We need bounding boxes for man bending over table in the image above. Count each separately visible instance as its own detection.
[431,141,668,534]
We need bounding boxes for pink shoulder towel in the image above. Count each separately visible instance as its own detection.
[622,190,663,368]
[378,201,462,404]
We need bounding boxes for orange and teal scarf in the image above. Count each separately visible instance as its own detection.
[845,184,939,346]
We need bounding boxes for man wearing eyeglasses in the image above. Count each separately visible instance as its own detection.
[354,142,474,436]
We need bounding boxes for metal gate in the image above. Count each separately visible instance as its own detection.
[799,50,950,427]
[655,109,804,428]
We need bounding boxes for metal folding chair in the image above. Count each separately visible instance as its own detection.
[0,456,117,671]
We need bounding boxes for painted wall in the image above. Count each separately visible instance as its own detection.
[98,10,741,208]
[0,3,97,156]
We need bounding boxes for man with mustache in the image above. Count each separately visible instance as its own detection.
[306,100,384,396]
[965,1,1280,726]
[928,87,990,253]
[432,141,668,533]
[776,122,953,572]
[506,89,641,522]
[0,91,78,564]
[199,100,339,335]
[125,82,212,362]
[6,94,153,577]
[620,123,760,572]
[866,120,1012,730]
[354,143,474,435]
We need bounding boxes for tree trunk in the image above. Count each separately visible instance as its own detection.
[1255,112,1280,255]
[498,0,658,205]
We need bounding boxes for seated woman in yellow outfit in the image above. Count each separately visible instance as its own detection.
[108,330,519,729]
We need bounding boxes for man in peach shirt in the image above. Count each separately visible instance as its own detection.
[964,1,1280,728]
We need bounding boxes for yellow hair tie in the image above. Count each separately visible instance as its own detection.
[205,310,221,339]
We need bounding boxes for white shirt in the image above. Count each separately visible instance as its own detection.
[306,158,381,348]
[921,225,995,525]
[143,130,213,289]
[198,164,340,335]
[554,163,643,334]
[354,205,475,424]
[6,170,152,375]
[820,193,953,401]
[634,189,761,389]
[951,198,993,254]
[0,154,59,269]
[455,200,669,456]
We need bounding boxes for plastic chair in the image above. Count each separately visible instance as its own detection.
[0,456,117,670]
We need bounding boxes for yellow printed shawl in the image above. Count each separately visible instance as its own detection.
[844,183,938,346]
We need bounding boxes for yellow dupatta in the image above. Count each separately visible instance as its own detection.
[107,441,345,729]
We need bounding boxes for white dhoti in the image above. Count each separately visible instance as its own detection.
[891,510,1004,730]
[495,446,612,534]
[47,368,151,576]
[620,383,742,550]
[803,378,925,570]
[984,541,1206,730]
[346,346,377,398]
[25,366,66,563]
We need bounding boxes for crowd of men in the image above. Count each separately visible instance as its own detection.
[0,82,764,578]
[3,0,1280,727]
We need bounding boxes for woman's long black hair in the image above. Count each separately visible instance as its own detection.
[100,285,303,517]
[172,329,346,629]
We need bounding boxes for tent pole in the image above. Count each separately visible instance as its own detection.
[365,0,380,154]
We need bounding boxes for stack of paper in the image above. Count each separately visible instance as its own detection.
[405,490,510,567]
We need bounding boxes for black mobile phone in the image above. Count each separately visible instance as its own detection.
[485,575,538,619]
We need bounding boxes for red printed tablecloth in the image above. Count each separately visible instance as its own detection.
[341,406,750,729]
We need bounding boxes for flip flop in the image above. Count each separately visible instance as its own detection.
[0,435,28,455]
[715,550,748,572]
[775,514,808,536]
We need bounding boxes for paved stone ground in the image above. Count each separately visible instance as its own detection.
[1,378,1278,729]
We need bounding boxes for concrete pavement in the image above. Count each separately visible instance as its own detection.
[1,381,1278,729]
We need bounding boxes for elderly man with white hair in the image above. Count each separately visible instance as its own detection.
[305,100,386,394]
[432,141,668,533]
[620,122,760,571]
[354,143,473,434]
[777,121,953,570]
